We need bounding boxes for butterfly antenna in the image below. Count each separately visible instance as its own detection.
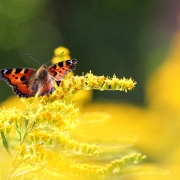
[45,58,53,65]
[27,54,42,65]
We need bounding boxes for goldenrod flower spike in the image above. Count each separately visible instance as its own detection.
[105,153,146,175]
[44,71,137,101]
[68,72,136,92]
[0,47,148,180]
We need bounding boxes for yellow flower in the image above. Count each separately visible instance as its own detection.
[0,46,150,180]
[16,144,27,156]
[52,46,71,64]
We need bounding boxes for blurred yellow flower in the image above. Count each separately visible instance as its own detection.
[52,46,71,63]
[147,32,180,112]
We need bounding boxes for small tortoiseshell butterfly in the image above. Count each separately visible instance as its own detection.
[0,58,77,98]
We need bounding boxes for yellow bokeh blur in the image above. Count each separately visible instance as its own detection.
[2,33,180,179]
[73,31,180,179]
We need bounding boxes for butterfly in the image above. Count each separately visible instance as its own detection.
[0,59,78,98]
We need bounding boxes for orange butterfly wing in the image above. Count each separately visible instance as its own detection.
[0,68,36,97]
[0,58,78,98]
[48,58,78,86]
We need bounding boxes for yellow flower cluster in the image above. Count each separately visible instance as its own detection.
[0,46,144,180]
[0,107,23,134]
[43,72,136,101]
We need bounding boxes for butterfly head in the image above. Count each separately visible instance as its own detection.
[35,65,48,80]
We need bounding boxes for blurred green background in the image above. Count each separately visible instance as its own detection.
[0,0,177,104]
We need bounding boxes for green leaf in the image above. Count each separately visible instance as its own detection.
[15,122,21,141]
[1,131,12,157]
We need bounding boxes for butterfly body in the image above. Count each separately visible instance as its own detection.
[0,59,77,98]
